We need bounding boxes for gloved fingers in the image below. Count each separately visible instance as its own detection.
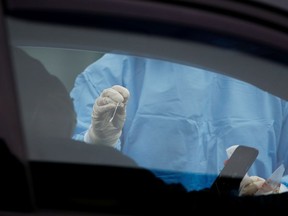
[101,86,128,105]
[240,176,253,190]
[115,104,127,115]
[111,85,130,104]
[239,176,265,196]
[96,95,118,106]
[93,102,117,116]
[95,96,126,116]
[110,112,126,128]
[249,176,265,188]
[239,181,259,196]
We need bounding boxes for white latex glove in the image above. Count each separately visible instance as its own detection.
[240,175,288,196]
[226,145,288,196]
[226,145,265,196]
[84,85,130,147]
[239,175,265,196]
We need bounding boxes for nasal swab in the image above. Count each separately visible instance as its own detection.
[109,102,120,122]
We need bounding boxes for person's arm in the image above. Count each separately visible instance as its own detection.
[70,71,100,142]
[84,85,129,148]
[70,54,131,149]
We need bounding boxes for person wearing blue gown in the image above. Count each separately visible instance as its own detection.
[70,53,288,193]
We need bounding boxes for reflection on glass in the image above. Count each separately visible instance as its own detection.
[70,52,288,191]
[11,42,288,192]
[11,46,138,169]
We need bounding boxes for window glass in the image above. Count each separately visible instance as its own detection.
[7,17,288,192]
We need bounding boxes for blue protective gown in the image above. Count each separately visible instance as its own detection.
[70,53,288,191]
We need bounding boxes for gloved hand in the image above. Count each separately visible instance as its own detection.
[239,175,288,196]
[225,145,265,196]
[226,145,288,196]
[239,175,265,196]
[84,85,130,147]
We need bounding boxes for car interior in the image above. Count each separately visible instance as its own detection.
[1,0,288,215]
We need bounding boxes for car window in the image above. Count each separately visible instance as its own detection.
[3,0,288,213]
[6,14,288,195]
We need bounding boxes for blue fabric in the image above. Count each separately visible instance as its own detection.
[70,53,288,191]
